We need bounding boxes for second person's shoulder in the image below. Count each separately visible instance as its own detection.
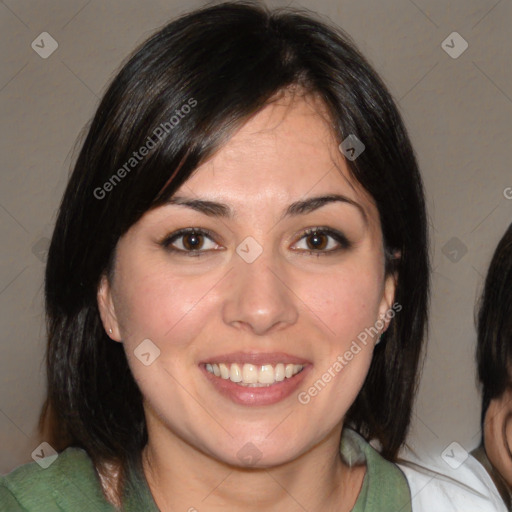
[397,448,507,512]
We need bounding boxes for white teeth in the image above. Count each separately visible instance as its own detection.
[205,362,304,385]
[275,363,285,382]
[230,363,242,382]
[258,365,274,384]
[219,363,230,379]
[242,364,258,384]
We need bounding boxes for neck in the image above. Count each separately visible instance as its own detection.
[141,424,365,512]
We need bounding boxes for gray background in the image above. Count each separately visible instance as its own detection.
[1,0,511,476]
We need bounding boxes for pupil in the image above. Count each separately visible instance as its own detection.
[184,233,202,250]
[308,232,326,250]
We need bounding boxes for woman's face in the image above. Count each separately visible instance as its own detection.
[98,93,396,467]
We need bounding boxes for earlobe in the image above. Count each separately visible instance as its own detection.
[97,274,122,342]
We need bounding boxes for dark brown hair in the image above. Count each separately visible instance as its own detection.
[39,1,429,505]
[477,222,512,425]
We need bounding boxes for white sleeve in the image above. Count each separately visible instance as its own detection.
[397,455,507,512]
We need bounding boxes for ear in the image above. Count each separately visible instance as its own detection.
[377,270,398,335]
[97,274,122,342]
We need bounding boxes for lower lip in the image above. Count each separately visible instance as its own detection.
[200,365,311,406]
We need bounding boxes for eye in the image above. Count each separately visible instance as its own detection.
[292,227,351,256]
[160,228,221,256]
[160,226,351,258]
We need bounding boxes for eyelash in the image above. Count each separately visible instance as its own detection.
[159,227,351,258]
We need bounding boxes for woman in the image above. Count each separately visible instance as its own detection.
[0,2,429,510]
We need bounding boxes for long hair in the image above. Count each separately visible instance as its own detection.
[39,1,429,504]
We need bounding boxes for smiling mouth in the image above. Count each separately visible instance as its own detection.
[204,362,305,386]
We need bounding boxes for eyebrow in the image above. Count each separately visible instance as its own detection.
[166,194,367,223]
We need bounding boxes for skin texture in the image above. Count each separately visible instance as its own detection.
[97,92,396,511]
[484,386,512,489]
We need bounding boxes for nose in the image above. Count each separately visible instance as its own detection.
[221,245,299,336]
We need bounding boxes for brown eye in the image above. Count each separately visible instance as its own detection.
[161,228,220,256]
[182,232,205,250]
[293,227,351,255]
[305,231,328,250]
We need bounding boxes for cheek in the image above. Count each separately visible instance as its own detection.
[291,259,383,411]
[113,259,220,352]
[303,261,384,345]
[112,266,220,410]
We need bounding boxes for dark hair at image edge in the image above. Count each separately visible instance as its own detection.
[476,222,512,427]
[38,1,429,505]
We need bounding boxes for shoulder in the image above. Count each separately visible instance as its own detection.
[0,447,116,511]
[397,448,508,512]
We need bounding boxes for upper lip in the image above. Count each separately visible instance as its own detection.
[199,351,310,366]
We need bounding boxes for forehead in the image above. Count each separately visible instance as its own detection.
[180,94,375,214]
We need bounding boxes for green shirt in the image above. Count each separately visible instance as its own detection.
[0,429,411,511]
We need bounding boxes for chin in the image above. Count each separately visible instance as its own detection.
[206,439,304,469]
